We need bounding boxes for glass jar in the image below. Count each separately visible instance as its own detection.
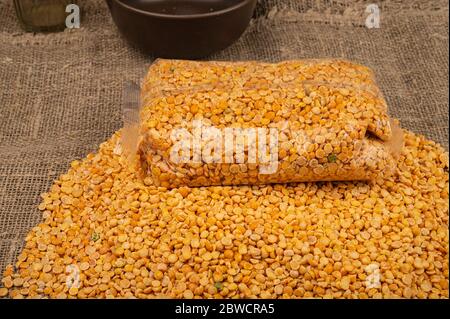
[14,0,76,32]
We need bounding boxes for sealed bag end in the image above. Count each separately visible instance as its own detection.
[386,119,405,159]
[120,81,142,167]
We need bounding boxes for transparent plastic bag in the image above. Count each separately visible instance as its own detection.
[135,59,402,188]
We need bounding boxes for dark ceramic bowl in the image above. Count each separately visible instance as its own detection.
[106,0,257,59]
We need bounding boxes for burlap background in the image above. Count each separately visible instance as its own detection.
[0,0,448,283]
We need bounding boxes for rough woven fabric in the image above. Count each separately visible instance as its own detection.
[0,0,448,281]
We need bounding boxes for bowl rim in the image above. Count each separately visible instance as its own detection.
[113,0,256,19]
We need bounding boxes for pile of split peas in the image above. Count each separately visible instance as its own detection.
[0,129,448,299]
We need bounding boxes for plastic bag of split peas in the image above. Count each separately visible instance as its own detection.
[132,59,403,188]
